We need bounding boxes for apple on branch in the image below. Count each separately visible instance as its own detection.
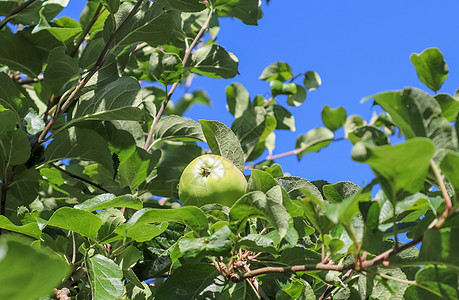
[178,154,247,207]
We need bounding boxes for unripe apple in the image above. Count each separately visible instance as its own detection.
[178,154,247,207]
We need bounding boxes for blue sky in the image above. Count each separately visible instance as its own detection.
[63,1,459,186]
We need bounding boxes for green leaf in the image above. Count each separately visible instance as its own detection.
[226,82,250,118]
[118,207,208,237]
[296,127,334,159]
[109,2,173,47]
[231,107,274,143]
[0,236,70,300]
[156,0,206,12]
[434,93,459,122]
[155,263,218,299]
[70,77,142,126]
[367,88,457,160]
[0,31,42,77]
[118,147,161,190]
[154,115,206,143]
[45,127,114,173]
[8,167,41,206]
[280,247,321,266]
[417,228,459,271]
[321,105,347,132]
[0,106,17,133]
[0,216,41,239]
[410,48,449,92]
[87,254,124,300]
[247,169,278,193]
[43,46,79,95]
[352,138,435,203]
[344,114,364,137]
[229,191,291,239]
[149,49,184,85]
[199,120,245,172]
[405,265,458,300]
[270,80,297,96]
[223,0,260,25]
[259,62,292,82]
[0,73,27,125]
[99,0,120,14]
[47,207,103,239]
[265,105,296,131]
[96,208,125,243]
[0,129,31,175]
[348,125,390,146]
[191,44,239,79]
[440,151,459,196]
[239,233,277,254]
[361,202,383,253]
[287,85,307,107]
[303,71,321,91]
[323,181,360,203]
[75,194,143,212]
[178,225,232,258]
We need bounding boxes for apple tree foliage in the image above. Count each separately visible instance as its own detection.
[0,0,458,299]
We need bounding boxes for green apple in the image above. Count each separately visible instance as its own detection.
[178,154,247,207]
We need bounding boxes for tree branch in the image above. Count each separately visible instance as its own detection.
[70,3,104,58]
[144,9,216,151]
[0,0,37,30]
[51,164,111,193]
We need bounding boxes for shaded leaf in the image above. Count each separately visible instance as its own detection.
[155,115,205,143]
[296,127,334,159]
[149,49,183,85]
[191,44,239,79]
[259,62,292,82]
[303,71,321,91]
[226,82,250,118]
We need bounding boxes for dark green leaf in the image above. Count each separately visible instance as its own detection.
[352,138,435,203]
[0,236,70,300]
[0,129,30,175]
[270,80,297,96]
[296,127,334,159]
[155,263,218,299]
[47,207,103,239]
[99,0,120,14]
[344,114,364,137]
[226,82,250,118]
[418,228,459,271]
[0,31,42,77]
[70,77,142,126]
[118,147,161,190]
[239,233,277,254]
[191,44,239,79]
[323,181,360,203]
[287,85,307,107]
[43,46,79,95]
[280,247,321,266]
[259,62,292,82]
[200,120,245,172]
[45,127,114,173]
[321,105,347,132]
[178,225,232,258]
[229,191,291,239]
[348,125,390,146]
[367,88,457,160]
[9,167,41,206]
[247,169,278,193]
[149,49,183,85]
[265,105,296,131]
[155,115,205,143]
[118,207,208,237]
[225,0,260,25]
[410,48,448,92]
[75,194,143,212]
[87,254,124,300]
[156,0,206,12]
[405,265,458,300]
[0,106,16,133]
[303,71,321,91]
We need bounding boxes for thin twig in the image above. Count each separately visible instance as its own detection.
[70,3,104,58]
[0,0,37,30]
[71,232,77,264]
[144,9,216,151]
[51,164,111,193]
[429,160,452,228]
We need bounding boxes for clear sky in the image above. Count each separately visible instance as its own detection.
[62,1,459,187]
